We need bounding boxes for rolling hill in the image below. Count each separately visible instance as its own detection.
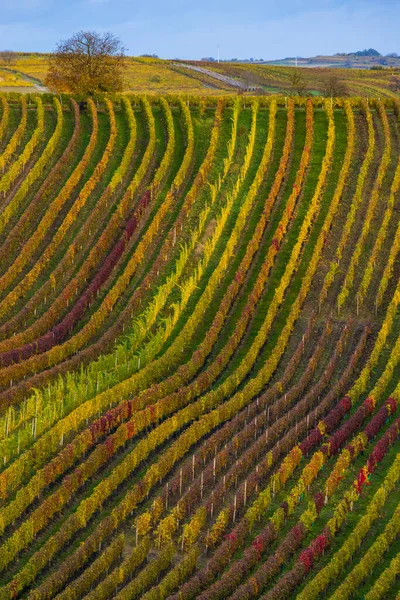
[0,92,399,599]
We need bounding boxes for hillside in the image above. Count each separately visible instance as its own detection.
[262,50,400,69]
[1,54,400,97]
[0,92,399,599]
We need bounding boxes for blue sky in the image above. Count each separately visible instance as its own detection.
[0,0,398,60]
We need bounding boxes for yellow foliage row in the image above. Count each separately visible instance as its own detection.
[0,102,264,596]
[0,98,108,315]
[108,95,137,192]
[349,276,400,403]
[232,100,358,536]
[82,538,150,600]
[140,546,199,600]
[0,97,44,196]
[0,96,63,236]
[0,96,10,144]
[0,95,27,172]
[338,100,392,310]
[330,504,400,600]
[299,453,400,600]
[0,97,189,498]
[246,446,303,528]
[365,551,400,600]
[0,94,136,357]
[320,99,372,303]
[123,100,309,551]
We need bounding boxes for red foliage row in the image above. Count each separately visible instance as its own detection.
[261,415,400,600]
[169,326,369,600]
[196,389,388,600]
[162,318,318,507]
[300,396,351,455]
[367,415,400,473]
[0,190,151,368]
[226,402,398,600]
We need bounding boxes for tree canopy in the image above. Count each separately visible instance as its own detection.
[45,30,126,95]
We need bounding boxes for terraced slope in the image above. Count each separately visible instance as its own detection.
[0,92,399,600]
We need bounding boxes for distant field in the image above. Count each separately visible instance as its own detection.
[0,91,399,599]
[5,54,400,97]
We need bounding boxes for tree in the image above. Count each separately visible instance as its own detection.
[322,74,348,97]
[289,69,309,96]
[0,50,16,66]
[388,75,400,92]
[46,30,126,95]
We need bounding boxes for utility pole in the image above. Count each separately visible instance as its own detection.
[295,56,298,68]
[217,44,220,63]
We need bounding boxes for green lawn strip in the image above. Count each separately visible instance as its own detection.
[0,100,24,158]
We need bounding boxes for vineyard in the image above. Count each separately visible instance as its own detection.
[3,54,400,97]
[0,91,399,599]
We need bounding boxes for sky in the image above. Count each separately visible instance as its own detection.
[0,0,399,60]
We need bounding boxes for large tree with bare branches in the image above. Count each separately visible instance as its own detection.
[288,69,310,96]
[46,30,126,95]
[322,74,348,97]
